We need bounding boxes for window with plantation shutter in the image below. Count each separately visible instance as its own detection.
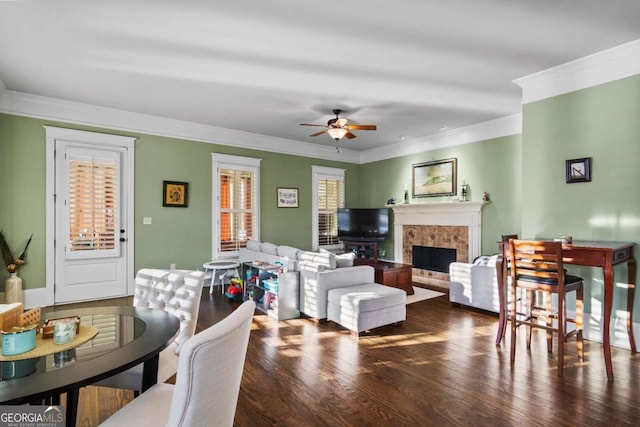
[312,166,345,250]
[212,154,261,259]
[66,148,120,259]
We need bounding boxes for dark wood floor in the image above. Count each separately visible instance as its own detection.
[78,286,640,426]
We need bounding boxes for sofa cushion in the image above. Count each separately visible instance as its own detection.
[473,255,490,265]
[277,245,300,260]
[246,240,261,252]
[261,242,279,255]
[299,251,337,270]
[472,254,499,267]
[336,252,356,268]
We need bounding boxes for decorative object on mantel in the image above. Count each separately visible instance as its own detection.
[387,198,396,205]
[412,158,457,198]
[565,157,591,183]
[0,232,32,304]
[403,189,409,204]
[459,183,469,202]
[482,192,490,202]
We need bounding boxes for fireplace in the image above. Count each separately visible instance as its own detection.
[390,201,486,287]
[412,246,457,273]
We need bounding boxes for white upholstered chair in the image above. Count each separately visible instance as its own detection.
[99,300,256,427]
[95,268,205,391]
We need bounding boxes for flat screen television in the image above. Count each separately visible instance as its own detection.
[337,208,389,241]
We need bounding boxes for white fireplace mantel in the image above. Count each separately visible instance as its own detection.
[390,201,487,263]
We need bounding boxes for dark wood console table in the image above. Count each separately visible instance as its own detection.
[354,258,414,295]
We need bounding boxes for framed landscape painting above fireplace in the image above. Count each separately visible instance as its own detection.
[412,158,457,197]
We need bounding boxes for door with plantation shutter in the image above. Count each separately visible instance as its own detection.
[54,144,128,303]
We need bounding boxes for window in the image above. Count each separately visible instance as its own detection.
[68,155,118,253]
[312,166,345,250]
[212,154,261,259]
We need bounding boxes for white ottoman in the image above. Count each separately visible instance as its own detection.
[327,284,406,337]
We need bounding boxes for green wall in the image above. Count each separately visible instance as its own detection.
[358,134,523,258]
[2,73,639,324]
[0,114,359,290]
[522,75,640,320]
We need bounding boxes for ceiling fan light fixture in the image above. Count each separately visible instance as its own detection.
[327,128,348,141]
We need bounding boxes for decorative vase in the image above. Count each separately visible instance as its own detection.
[5,272,24,304]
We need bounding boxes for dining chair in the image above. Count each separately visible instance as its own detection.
[496,234,522,344]
[509,239,584,377]
[95,268,204,392]
[99,300,256,427]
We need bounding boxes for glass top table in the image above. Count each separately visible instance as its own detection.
[0,306,180,425]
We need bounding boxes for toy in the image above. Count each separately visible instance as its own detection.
[224,278,243,302]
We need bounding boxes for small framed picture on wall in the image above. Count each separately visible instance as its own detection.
[163,181,189,207]
[277,187,298,208]
[565,157,591,183]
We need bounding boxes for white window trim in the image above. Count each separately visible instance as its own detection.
[211,153,261,260]
[311,165,345,251]
[44,126,136,308]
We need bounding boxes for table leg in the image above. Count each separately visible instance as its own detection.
[495,254,507,346]
[66,388,79,427]
[208,268,218,295]
[603,261,615,381]
[141,354,159,392]
[627,258,637,353]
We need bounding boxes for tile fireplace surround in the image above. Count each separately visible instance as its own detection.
[390,201,486,284]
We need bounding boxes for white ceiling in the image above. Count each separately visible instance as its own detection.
[1,0,640,155]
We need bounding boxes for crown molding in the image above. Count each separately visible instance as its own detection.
[0,90,522,166]
[514,38,640,104]
[0,90,361,164]
[359,114,522,164]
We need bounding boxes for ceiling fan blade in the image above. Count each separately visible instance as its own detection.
[344,132,357,139]
[300,123,327,127]
[309,130,328,137]
[347,124,376,131]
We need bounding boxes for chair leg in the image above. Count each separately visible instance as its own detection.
[526,290,534,350]
[557,292,565,377]
[510,283,517,365]
[546,291,553,353]
[576,286,584,361]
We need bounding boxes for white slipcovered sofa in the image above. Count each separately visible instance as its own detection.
[448,255,500,313]
[239,240,301,270]
[239,240,375,320]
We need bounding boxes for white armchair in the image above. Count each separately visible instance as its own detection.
[95,268,205,391]
[449,258,500,313]
[99,300,255,427]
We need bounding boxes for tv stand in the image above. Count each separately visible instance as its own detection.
[343,240,379,261]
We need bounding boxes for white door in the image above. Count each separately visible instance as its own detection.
[54,143,128,303]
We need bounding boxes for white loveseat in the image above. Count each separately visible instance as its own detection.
[239,240,375,320]
[448,255,500,313]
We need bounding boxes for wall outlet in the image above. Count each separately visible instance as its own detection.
[143,217,152,225]
[170,263,176,270]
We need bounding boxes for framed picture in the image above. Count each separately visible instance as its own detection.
[277,187,298,208]
[565,157,591,183]
[163,181,188,207]
[412,158,457,197]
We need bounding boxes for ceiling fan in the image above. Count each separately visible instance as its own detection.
[300,109,377,141]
